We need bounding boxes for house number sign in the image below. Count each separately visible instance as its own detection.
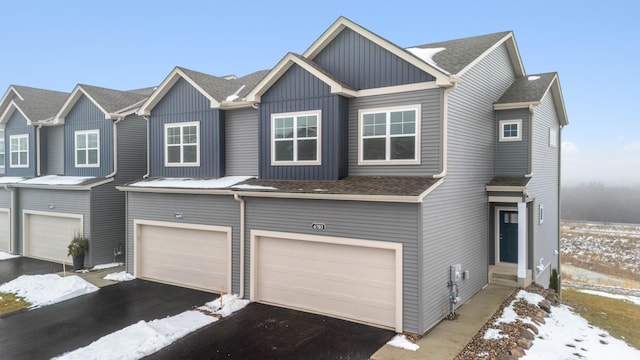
[311,223,326,231]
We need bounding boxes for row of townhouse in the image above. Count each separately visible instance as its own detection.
[0,17,568,335]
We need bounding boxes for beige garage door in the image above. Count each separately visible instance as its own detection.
[136,222,231,292]
[24,212,82,263]
[253,233,401,331]
[0,210,9,253]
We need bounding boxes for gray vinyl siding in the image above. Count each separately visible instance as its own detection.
[313,27,435,89]
[348,89,443,176]
[526,91,561,287]
[419,43,516,334]
[45,125,64,175]
[125,193,240,291]
[4,111,36,177]
[495,108,530,176]
[0,190,10,208]
[149,78,225,178]
[225,108,259,176]
[260,64,348,180]
[115,114,147,184]
[16,188,90,255]
[90,184,125,266]
[244,197,421,334]
[63,95,114,177]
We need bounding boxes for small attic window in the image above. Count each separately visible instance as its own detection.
[499,119,522,142]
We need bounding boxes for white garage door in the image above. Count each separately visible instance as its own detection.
[0,209,9,253]
[24,212,82,263]
[252,232,402,331]
[136,221,231,293]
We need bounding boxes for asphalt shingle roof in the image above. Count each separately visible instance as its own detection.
[7,85,69,121]
[407,31,512,75]
[486,176,531,187]
[78,84,149,113]
[177,67,270,102]
[495,72,557,104]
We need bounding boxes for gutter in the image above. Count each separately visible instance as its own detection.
[233,194,246,298]
[36,124,43,176]
[432,76,458,179]
[105,115,124,178]
[142,116,150,179]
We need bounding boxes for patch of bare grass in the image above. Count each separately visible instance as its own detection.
[563,287,640,350]
[0,292,30,315]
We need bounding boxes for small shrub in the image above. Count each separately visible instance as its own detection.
[549,268,559,293]
[68,231,89,258]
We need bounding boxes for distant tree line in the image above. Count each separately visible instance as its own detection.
[561,183,640,224]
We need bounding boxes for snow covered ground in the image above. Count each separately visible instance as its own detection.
[0,251,20,260]
[486,290,640,359]
[0,274,98,308]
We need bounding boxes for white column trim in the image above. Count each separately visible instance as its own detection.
[517,202,527,279]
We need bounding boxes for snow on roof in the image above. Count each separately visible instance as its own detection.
[0,177,25,184]
[405,47,448,73]
[129,176,253,189]
[19,175,95,185]
[528,75,541,81]
[231,183,278,191]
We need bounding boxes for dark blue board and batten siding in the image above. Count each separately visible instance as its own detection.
[4,111,37,177]
[63,95,114,177]
[313,27,436,89]
[495,108,530,176]
[244,197,421,334]
[149,78,224,178]
[259,64,348,180]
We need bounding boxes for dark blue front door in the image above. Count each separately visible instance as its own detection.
[499,210,518,263]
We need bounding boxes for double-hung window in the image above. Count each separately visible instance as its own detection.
[499,119,522,142]
[75,130,100,167]
[9,134,28,168]
[271,110,321,165]
[165,122,199,166]
[359,105,421,164]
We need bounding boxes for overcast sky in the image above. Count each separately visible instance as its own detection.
[2,0,638,186]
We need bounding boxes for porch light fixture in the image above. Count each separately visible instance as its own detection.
[174,212,184,219]
[48,203,55,209]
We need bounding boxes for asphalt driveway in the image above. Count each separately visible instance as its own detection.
[0,256,72,284]
[149,302,395,360]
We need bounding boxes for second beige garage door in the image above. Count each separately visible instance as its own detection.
[252,231,402,331]
[24,211,82,263]
[135,221,231,293]
[0,209,9,253]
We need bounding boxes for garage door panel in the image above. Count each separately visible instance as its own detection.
[25,213,82,263]
[137,223,230,292]
[255,234,399,330]
[0,211,9,253]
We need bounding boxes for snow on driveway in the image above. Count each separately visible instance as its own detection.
[0,274,98,307]
[0,251,20,260]
[53,294,250,360]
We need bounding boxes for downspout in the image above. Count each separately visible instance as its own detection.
[233,193,245,298]
[105,116,124,178]
[557,124,564,298]
[432,76,458,178]
[524,104,535,178]
[4,184,15,253]
[36,124,43,176]
[142,115,150,179]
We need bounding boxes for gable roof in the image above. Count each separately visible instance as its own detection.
[0,85,69,127]
[53,84,149,124]
[406,31,525,78]
[138,67,269,115]
[495,72,568,125]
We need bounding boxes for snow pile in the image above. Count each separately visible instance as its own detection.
[483,328,507,340]
[0,177,25,184]
[52,310,216,360]
[91,263,123,270]
[232,184,278,191]
[522,303,640,359]
[386,334,419,351]
[578,289,640,306]
[405,47,448,73]
[129,176,253,189]
[54,294,250,360]
[0,251,20,260]
[19,175,94,185]
[198,294,250,317]
[104,272,135,282]
[0,274,98,307]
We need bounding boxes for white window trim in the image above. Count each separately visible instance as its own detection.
[74,129,100,168]
[358,104,421,165]
[164,121,200,167]
[499,119,522,142]
[9,134,28,168]
[270,110,322,166]
[549,128,557,148]
[0,135,5,169]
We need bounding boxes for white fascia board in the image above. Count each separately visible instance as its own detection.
[417,178,444,202]
[219,100,255,110]
[53,86,110,124]
[0,86,22,114]
[0,101,32,128]
[458,32,525,79]
[13,177,114,190]
[116,185,234,195]
[550,75,569,126]
[494,101,541,111]
[485,185,526,192]
[302,17,451,86]
[230,190,423,203]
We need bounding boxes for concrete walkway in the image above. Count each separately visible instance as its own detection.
[57,265,126,288]
[371,285,516,360]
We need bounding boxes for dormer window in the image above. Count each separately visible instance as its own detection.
[75,130,100,167]
[499,119,522,142]
[165,122,200,166]
[9,134,28,168]
[271,110,321,165]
